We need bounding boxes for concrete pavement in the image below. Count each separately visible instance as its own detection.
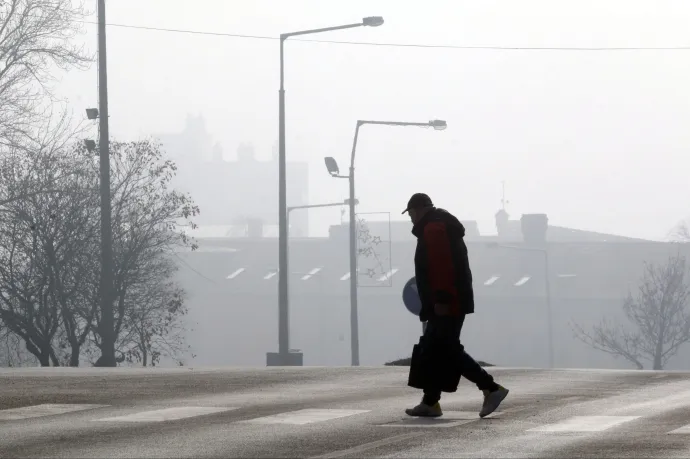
[1,367,690,457]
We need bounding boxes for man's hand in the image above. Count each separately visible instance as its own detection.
[434,303,450,316]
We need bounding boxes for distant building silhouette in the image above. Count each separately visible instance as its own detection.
[157,115,309,236]
[175,211,672,369]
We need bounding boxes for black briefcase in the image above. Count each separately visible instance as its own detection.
[407,336,462,393]
[407,341,426,390]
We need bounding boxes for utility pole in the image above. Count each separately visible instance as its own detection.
[95,0,116,367]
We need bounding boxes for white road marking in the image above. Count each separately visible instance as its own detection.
[94,406,236,423]
[557,274,577,278]
[0,404,107,421]
[301,268,322,281]
[514,276,530,286]
[264,271,277,280]
[312,432,424,458]
[244,408,370,425]
[528,415,640,432]
[484,275,500,286]
[378,268,399,282]
[340,272,350,281]
[379,411,501,429]
[668,424,690,434]
[226,268,245,279]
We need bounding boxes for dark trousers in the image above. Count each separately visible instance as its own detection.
[422,314,499,406]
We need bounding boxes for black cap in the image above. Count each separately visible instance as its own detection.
[402,193,433,214]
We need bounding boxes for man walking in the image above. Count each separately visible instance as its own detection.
[403,193,509,418]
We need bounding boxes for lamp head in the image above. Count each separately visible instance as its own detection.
[429,119,447,131]
[86,108,99,120]
[324,156,340,176]
[362,16,384,27]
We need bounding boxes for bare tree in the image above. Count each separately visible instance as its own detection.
[0,116,95,366]
[38,147,99,366]
[0,217,62,366]
[88,139,199,366]
[573,254,690,370]
[0,135,198,367]
[116,255,193,367]
[0,0,90,143]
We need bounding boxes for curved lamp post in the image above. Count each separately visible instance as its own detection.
[324,119,447,366]
[271,17,384,367]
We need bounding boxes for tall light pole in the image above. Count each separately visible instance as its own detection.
[272,16,384,367]
[487,242,554,368]
[324,119,447,366]
[96,0,115,367]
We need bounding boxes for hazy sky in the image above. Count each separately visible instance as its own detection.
[57,0,690,240]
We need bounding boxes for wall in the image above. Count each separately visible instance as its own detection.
[180,273,690,370]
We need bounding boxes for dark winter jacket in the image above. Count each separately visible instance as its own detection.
[412,207,475,322]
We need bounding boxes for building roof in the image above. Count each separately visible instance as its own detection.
[175,236,690,300]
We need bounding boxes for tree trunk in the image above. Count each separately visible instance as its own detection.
[69,344,80,367]
[25,338,50,366]
[39,348,51,367]
[142,349,147,367]
[654,325,665,370]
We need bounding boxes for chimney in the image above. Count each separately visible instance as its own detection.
[495,209,510,237]
[520,214,548,245]
[247,218,263,238]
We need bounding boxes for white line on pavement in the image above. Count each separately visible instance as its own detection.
[528,415,641,432]
[668,424,690,434]
[94,406,236,423]
[378,411,500,429]
[312,432,425,458]
[0,404,108,421]
[243,409,370,425]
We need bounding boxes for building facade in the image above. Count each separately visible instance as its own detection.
[175,212,690,370]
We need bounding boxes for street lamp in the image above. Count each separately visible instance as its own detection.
[272,17,384,367]
[265,199,358,366]
[324,119,447,366]
[487,242,554,368]
[86,108,99,120]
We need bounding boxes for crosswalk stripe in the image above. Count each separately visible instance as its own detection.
[94,406,236,423]
[11,402,690,436]
[379,411,498,428]
[668,424,690,434]
[0,404,107,421]
[243,408,370,425]
[528,415,641,432]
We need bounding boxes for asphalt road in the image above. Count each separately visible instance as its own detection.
[2,366,690,458]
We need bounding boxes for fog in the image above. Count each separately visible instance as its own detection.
[3,0,690,370]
